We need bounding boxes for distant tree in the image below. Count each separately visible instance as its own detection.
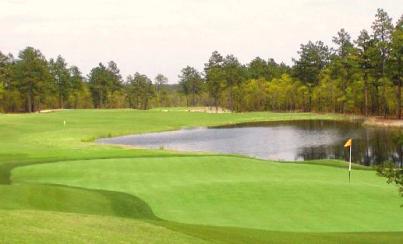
[68,66,87,108]
[223,54,245,111]
[332,29,354,58]
[205,51,225,111]
[248,57,269,80]
[155,74,168,106]
[267,59,290,80]
[155,74,168,93]
[88,61,122,108]
[372,9,394,76]
[356,29,376,116]
[107,61,123,94]
[49,55,71,109]
[88,63,110,108]
[329,28,359,113]
[388,16,403,119]
[292,41,330,111]
[13,47,51,112]
[106,61,124,108]
[248,57,290,82]
[179,66,203,107]
[372,8,394,117]
[126,73,154,110]
[0,52,12,111]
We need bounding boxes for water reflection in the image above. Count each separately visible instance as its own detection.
[98,120,402,166]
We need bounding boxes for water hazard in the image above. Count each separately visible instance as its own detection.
[98,120,402,166]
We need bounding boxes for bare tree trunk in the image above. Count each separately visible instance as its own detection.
[383,85,388,119]
[99,89,103,108]
[229,86,233,112]
[59,95,64,109]
[27,94,32,113]
[398,78,401,119]
[27,82,33,113]
[144,97,148,110]
[364,73,369,117]
[214,96,218,112]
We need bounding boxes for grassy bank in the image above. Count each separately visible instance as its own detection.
[1,109,402,243]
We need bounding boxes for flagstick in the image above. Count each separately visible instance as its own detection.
[348,145,352,183]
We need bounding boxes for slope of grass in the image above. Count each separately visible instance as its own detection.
[0,210,207,244]
[12,156,403,232]
[0,184,157,219]
[161,221,403,244]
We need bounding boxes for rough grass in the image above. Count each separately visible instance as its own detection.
[1,109,402,243]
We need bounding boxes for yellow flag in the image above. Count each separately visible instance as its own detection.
[344,139,352,148]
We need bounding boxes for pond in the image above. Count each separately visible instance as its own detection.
[98,120,403,166]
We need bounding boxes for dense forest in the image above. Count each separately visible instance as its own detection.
[0,9,401,118]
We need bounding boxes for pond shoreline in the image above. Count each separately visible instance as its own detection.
[363,117,403,128]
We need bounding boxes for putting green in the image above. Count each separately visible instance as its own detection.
[12,156,403,232]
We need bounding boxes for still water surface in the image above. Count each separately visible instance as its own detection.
[98,120,402,165]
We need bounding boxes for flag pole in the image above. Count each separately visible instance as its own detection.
[344,138,352,183]
[349,144,352,183]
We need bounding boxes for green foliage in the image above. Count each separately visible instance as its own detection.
[12,47,52,112]
[126,73,155,109]
[88,61,123,108]
[222,55,245,110]
[204,51,226,110]
[292,41,330,87]
[236,78,268,111]
[178,66,203,106]
[377,161,403,202]
[388,15,403,118]
[49,56,71,108]
[377,132,403,204]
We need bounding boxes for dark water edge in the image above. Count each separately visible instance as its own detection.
[98,120,403,166]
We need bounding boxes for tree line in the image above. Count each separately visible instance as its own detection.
[0,9,402,118]
[179,9,402,118]
[0,49,186,112]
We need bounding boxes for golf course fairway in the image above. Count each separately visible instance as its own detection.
[1,109,402,243]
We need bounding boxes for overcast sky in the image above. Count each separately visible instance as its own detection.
[1,0,402,83]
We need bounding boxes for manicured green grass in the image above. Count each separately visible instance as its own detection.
[12,156,403,232]
[1,109,402,243]
[0,210,207,244]
[3,210,402,244]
